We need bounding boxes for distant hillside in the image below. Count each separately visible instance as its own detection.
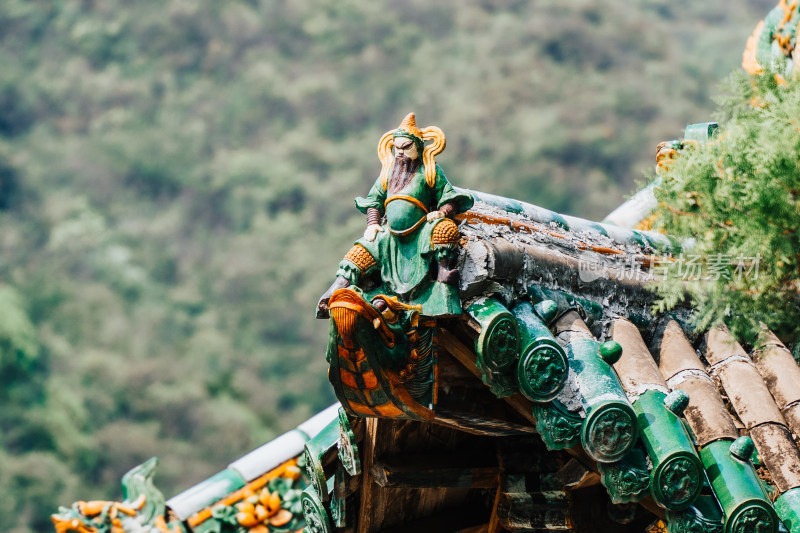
[0,1,775,531]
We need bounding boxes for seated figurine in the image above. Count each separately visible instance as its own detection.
[317,113,473,318]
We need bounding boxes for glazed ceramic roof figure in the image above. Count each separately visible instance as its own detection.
[317,113,473,319]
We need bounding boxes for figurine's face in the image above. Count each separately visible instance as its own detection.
[393,138,418,161]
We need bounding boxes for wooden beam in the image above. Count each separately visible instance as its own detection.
[371,458,500,489]
[438,328,536,426]
[638,495,666,522]
[377,504,489,533]
[487,484,505,533]
[434,408,538,437]
[554,458,600,491]
[438,350,487,387]
[496,494,571,531]
[356,419,479,532]
[356,417,383,533]
[460,525,490,533]
[439,326,600,474]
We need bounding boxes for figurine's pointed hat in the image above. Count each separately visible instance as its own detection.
[377,113,446,189]
[399,112,420,133]
[394,113,424,143]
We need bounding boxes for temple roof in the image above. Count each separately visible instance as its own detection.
[50,3,800,526]
[53,185,800,533]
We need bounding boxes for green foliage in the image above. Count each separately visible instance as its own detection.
[0,285,39,378]
[652,71,800,341]
[0,1,776,531]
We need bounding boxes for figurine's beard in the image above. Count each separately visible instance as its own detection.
[388,155,420,193]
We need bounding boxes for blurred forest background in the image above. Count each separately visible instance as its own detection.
[0,0,776,531]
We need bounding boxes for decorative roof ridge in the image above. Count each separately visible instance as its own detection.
[167,403,339,520]
[455,187,681,254]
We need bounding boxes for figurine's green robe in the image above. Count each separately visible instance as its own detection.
[349,164,473,311]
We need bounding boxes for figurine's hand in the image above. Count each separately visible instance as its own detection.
[363,224,383,242]
[426,210,445,222]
